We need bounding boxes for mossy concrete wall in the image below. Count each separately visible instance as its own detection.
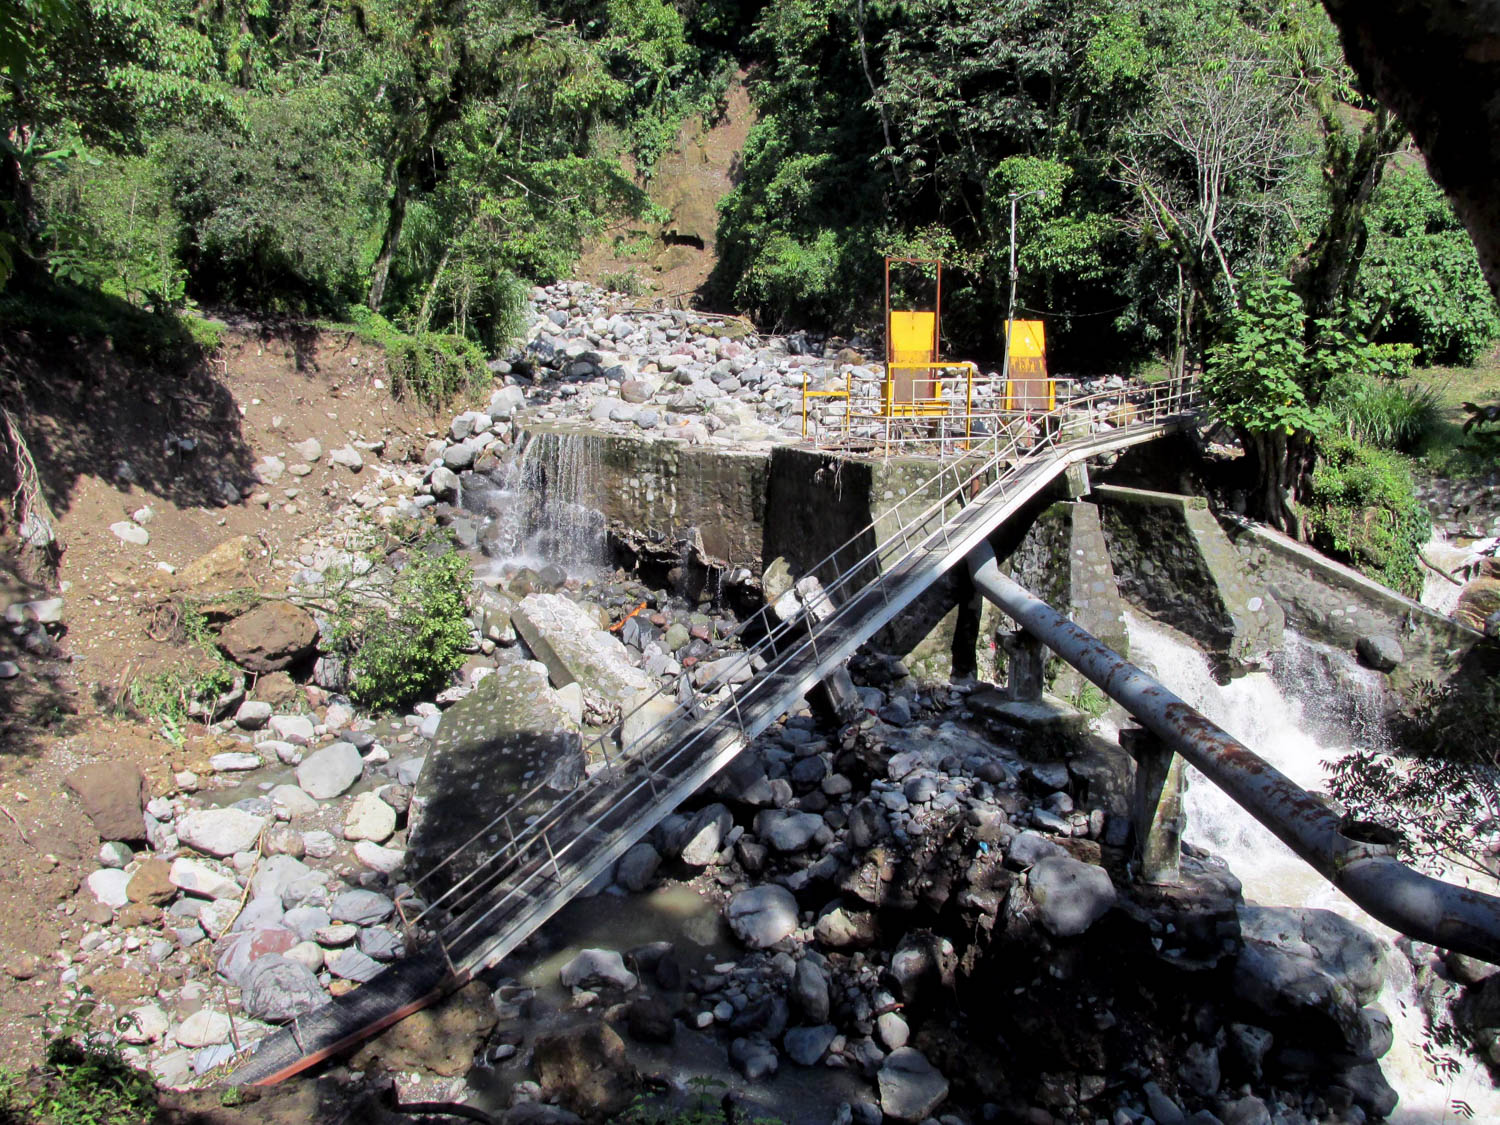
[1095,485,1283,671]
[762,446,1002,681]
[519,424,768,565]
[1003,500,1130,705]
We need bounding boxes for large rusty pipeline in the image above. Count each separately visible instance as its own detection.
[967,540,1500,964]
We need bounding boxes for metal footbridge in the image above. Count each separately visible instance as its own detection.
[230,381,1200,1082]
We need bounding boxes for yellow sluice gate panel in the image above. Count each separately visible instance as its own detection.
[885,310,944,415]
[1004,319,1053,411]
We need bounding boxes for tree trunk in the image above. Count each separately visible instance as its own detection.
[367,165,409,312]
[1296,107,1406,324]
[1246,429,1304,539]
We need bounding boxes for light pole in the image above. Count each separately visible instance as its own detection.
[999,188,1046,395]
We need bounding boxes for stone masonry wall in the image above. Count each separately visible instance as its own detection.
[1223,514,1487,690]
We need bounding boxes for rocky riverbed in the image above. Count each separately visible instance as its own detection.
[10,283,1499,1125]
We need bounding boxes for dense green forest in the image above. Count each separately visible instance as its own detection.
[1,0,1497,589]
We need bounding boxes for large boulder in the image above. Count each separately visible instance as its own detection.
[405,661,583,889]
[218,601,317,672]
[351,981,497,1076]
[726,884,800,949]
[533,1022,635,1115]
[65,764,149,842]
[1026,855,1116,937]
[878,1048,950,1122]
[1232,906,1388,1061]
[511,594,651,724]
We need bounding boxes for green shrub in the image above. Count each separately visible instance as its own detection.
[332,536,473,712]
[0,1038,159,1125]
[339,307,489,410]
[1323,372,1441,452]
[599,268,649,296]
[1302,434,1430,597]
[125,604,235,744]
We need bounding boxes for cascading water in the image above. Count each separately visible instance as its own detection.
[1124,612,1500,1122]
[476,429,607,574]
[1421,528,1498,617]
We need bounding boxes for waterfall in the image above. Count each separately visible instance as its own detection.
[479,429,607,574]
[1125,611,1500,1123]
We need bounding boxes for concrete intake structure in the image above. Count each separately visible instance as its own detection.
[967,538,1500,965]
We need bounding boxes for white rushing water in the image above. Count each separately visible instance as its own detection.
[1124,613,1500,1124]
[476,430,607,574]
[1420,529,1497,618]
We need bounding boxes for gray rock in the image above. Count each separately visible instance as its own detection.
[295,742,363,800]
[430,465,460,501]
[269,714,315,744]
[755,809,824,852]
[1337,1063,1398,1119]
[210,751,262,772]
[560,948,638,991]
[291,438,322,462]
[729,1036,779,1080]
[442,443,476,471]
[177,808,266,857]
[329,889,394,925]
[680,804,732,866]
[98,841,133,868]
[358,926,405,961]
[615,842,661,892]
[110,521,149,546]
[1006,830,1067,869]
[1355,634,1403,672]
[240,954,326,1022]
[792,958,830,1022]
[87,868,131,908]
[1027,855,1116,937]
[727,884,800,948]
[876,1010,909,1050]
[784,1024,837,1066]
[233,700,273,730]
[326,947,382,982]
[619,379,654,404]
[1179,1041,1220,1096]
[1142,1081,1186,1125]
[1220,1095,1271,1125]
[877,1047,949,1122]
[169,857,240,899]
[329,445,364,471]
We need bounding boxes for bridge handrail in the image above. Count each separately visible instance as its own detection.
[398,378,1200,934]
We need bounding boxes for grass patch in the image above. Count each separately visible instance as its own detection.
[125,603,237,744]
[0,276,217,371]
[1397,350,1500,480]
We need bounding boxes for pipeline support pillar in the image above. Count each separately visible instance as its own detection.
[1002,629,1046,701]
[1121,725,1185,885]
